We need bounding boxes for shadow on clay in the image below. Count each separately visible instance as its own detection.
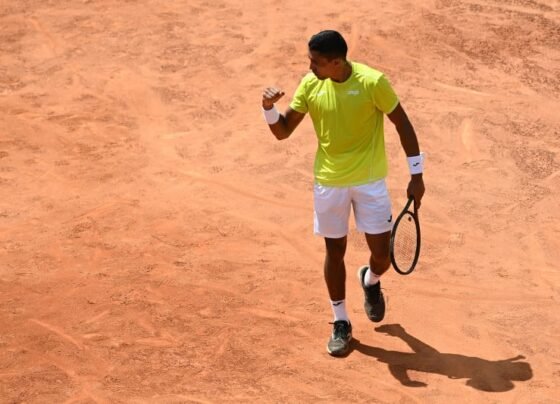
[349,324,532,392]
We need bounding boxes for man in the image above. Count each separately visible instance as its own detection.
[261,30,425,357]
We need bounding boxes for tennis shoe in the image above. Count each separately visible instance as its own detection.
[358,265,386,322]
[326,320,352,357]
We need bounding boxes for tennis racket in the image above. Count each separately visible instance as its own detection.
[390,196,421,275]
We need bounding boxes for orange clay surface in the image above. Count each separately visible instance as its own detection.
[1,0,559,402]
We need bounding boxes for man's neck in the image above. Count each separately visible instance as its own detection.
[331,60,352,83]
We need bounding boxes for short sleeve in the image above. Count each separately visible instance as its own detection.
[371,74,399,114]
[289,78,308,114]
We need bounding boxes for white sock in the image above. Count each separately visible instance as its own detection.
[365,268,381,286]
[330,300,349,323]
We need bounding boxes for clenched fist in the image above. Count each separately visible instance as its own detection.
[262,87,285,110]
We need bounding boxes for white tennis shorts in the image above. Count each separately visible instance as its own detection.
[313,179,393,238]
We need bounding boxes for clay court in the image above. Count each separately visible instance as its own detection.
[1,0,559,402]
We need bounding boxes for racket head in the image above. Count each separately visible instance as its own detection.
[390,197,421,275]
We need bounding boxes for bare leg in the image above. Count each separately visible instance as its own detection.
[365,231,391,276]
[324,236,347,301]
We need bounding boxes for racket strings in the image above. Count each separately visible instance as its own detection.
[394,214,417,269]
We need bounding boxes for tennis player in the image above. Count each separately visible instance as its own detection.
[262,30,425,356]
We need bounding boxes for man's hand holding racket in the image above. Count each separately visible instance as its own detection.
[407,174,425,210]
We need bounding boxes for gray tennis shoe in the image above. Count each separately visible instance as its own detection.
[327,320,352,357]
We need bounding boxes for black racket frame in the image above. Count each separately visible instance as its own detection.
[390,196,421,275]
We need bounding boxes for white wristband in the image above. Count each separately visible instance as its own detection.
[262,106,280,125]
[407,152,425,175]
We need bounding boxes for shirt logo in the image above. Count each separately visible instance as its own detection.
[317,90,326,96]
[347,90,359,95]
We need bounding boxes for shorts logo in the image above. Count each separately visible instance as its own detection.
[387,215,392,223]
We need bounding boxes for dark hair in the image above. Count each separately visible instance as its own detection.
[308,30,348,59]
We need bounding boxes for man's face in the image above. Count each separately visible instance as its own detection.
[308,50,340,80]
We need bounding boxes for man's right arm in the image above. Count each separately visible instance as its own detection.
[262,87,305,140]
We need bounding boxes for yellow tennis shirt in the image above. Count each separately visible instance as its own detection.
[290,61,399,186]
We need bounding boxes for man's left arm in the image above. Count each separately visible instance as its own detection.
[387,103,425,209]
